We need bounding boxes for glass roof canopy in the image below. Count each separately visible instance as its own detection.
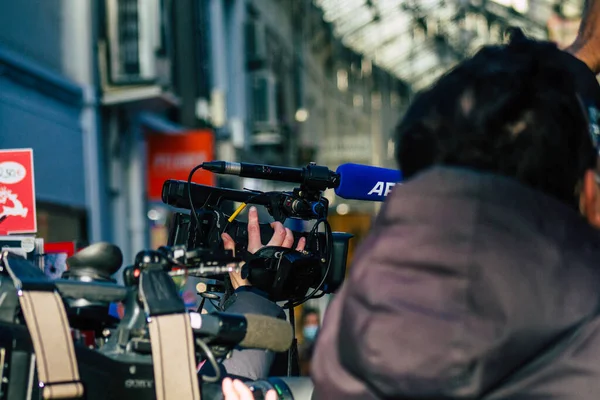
[315,0,584,91]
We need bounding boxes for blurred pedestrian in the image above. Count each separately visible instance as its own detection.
[298,307,320,376]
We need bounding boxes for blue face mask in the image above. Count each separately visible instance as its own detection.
[303,325,318,341]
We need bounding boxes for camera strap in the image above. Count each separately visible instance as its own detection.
[139,269,201,400]
[2,252,84,399]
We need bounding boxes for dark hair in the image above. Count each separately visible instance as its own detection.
[395,29,598,207]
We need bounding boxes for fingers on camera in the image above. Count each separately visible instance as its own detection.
[266,390,278,400]
[232,379,249,392]
[221,377,235,399]
[296,236,306,251]
[267,221,286,247]
[282,228,294,248]
[247,206,262,252]
[222,377,275,400]
[243,205,307,253]
[221,233,235,252]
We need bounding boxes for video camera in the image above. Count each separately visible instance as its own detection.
[0,160,351,399]
[0,243,313,399]
[161,161,353,305]
[161,160,354,384]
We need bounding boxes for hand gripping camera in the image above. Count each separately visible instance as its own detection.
[0,160,351,399]
[161,161,353,305]
[161,160,354,382]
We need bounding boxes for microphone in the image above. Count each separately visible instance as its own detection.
[334,163,403,202]
[201,161,339,190]
[189,312,293,353]
[192,161,402,203]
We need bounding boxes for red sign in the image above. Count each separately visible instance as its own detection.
[0,149,36,234]
[45,241,77,257]
[147,130,216,201]
[43,241,79,280]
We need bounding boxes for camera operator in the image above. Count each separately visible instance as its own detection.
[310,30,600,399]
[200,206,305,381]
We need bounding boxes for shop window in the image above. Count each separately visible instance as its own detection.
[36,202,88,244]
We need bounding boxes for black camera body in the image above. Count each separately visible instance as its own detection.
[0,248,314,400]
[162,179,353,303]
[0,320,313,400]
[0,161,348,399]
[160,162,353,384]
[166,210,352,301]
[0,323,155,400]
[0,251,156,400]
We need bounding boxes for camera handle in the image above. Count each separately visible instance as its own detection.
[138,268,201,400]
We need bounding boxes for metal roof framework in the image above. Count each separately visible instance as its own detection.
[314,0,583,90]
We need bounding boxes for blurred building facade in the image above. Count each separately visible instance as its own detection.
[0,1,100,245]
[205,0,408,215]
[0,0,408,267]
[0,0,183,266]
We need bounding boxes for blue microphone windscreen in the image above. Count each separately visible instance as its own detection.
[334,163,402,202]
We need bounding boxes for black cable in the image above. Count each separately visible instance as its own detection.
[283,219,331,379]
[209,298,222,311]
[286,218,333,308]
[287,306,296,377]
[188,164,205,237]
[196,338,221,383]
[198,297,206,313]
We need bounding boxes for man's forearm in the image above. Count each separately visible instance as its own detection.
[578,0,600,42]
[566,0,600,74]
